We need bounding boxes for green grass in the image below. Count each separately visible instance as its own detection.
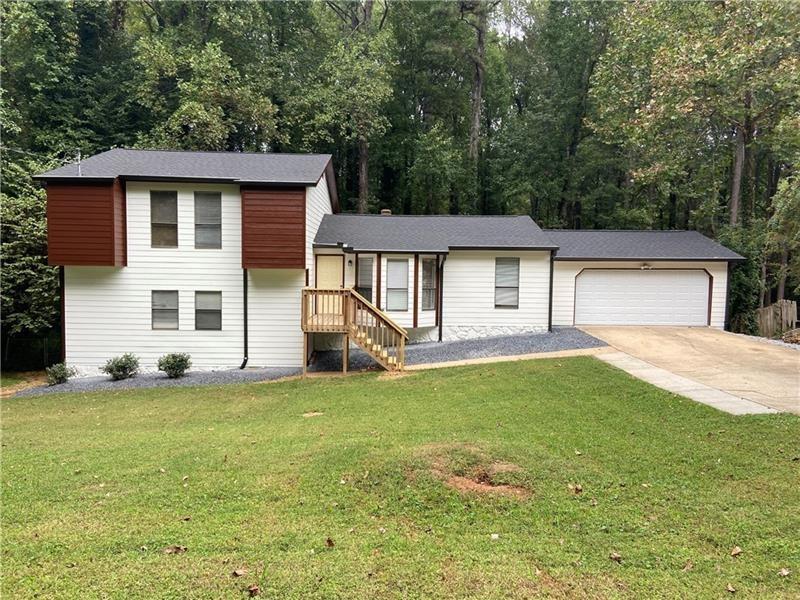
[2,357,798,599]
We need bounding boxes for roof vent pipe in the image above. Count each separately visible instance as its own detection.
[380,208,392,215]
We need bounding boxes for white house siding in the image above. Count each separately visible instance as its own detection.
[247,269,305,367]
[551,260,729,328]
[440,250,551,340]
[64,182,244,374]
[305,174,334,287]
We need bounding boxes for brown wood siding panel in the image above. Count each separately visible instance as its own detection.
[241,186,306,268]
[47,181,125,266]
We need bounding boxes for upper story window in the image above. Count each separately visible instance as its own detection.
[195,291,222,330]
[356,257,373,302]
[152,290,179,329]
[386,259,408,311]
[151,191,178,247]
[422,258,436,311]
[495,257,520,308]
[194,192,222,249]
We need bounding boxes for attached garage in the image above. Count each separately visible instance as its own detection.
[574,269,710,326]
[546,230,745,329]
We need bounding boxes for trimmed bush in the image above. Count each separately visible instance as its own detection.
[100,353,139,381]
[157,353,192,378]
[46,363,77,386]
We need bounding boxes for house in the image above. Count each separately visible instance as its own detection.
[35,148,743,374]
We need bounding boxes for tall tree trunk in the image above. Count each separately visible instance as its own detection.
[668,191,677,229]
[759,259,768,308]
[358,135,369,213]
[467,8,486,163]
[730,124,745,226]
[777,247,788,301]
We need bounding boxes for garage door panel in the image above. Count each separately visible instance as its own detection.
[575,270,709,326]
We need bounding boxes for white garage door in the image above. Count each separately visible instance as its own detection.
[575,269,709,326]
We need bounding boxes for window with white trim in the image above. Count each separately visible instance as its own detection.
[194,192,222,249]
[195,291,222,330]
[495,257,519,308]
[151,191,178,247]
[422,258,436,311]
[386,259,408,311]
[152,291,178,329]
[356,257,373,302]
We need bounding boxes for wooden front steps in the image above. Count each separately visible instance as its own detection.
[301,287,408,372]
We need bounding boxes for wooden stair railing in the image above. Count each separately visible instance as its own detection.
[301,287,408,371]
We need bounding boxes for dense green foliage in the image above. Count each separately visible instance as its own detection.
[3,358,799,597]
[157,352,192,379]
[1,0,798,347]
[45,362,76,386]
[100,353,140,380]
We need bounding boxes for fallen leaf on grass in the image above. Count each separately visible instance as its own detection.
[609,552,622,563]
[730,546,742,557]
[568,483,583,494]
[163,545,187,554]
[682,560,694,572]
[326,537,335,548]
[179,515,191,521]
[247,584,260,596]
[726,583,736,593]
[232,568,247,577]
[778,568,791,577]
[182,476,189,482]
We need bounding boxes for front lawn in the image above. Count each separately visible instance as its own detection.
[2,357,798,598]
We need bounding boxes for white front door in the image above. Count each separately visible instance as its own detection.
[575,269,709,326]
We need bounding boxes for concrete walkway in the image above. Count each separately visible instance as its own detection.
[598,351,778,415]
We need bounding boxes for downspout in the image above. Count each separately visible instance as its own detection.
[59,266,66,363]
[239,268,249,369]
[438,255,447,342]
[547,251,554,332]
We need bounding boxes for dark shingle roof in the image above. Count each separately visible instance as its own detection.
[546,230,743,261]
[315,214,557,253]
[35,148,332,185]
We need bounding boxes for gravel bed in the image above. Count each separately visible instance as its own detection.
[16,367,300,398]
[16,328,604,396]
[310,327,606,372]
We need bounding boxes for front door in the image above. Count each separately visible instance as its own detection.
[316,255,344,316]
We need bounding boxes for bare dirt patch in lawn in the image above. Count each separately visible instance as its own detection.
[415,443,531,499]
[1,371,46,398]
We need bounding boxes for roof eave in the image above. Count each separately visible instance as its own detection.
[553,256,745,262]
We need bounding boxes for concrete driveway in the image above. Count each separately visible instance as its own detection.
[581,326,800,415]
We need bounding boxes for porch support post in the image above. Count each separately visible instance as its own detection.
[303,333,308,376]
[342,334,349,373]
[413,254,419,328]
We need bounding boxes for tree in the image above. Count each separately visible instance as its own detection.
[1,154,61,353]
[321,1,393,212]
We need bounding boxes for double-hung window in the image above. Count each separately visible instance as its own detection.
[151,191,178,247]
[386,259,408,311]
[194,192,222,249]
[422,258,436,311]
[494,257,520,308]
[152,291,179,329]
[195,291,222,330]
[356,257,373,302]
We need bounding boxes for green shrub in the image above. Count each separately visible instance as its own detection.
[100,353,139,381]
[46,363,77,386]
[157,353,192,378]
